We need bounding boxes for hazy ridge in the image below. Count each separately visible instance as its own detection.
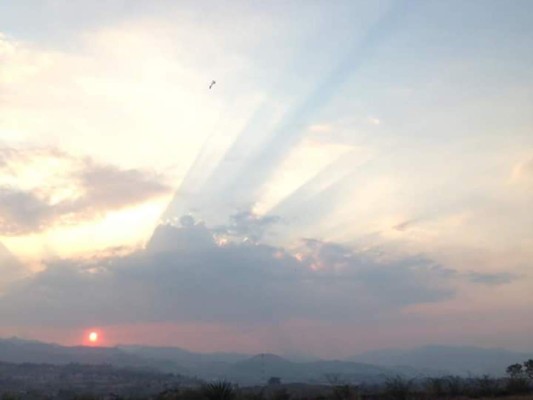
[2,338,531,385]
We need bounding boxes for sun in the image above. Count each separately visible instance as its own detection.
[88,331,99,343]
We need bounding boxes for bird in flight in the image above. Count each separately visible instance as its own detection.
[209,80,216,89]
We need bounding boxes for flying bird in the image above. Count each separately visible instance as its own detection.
[209,80,216,89]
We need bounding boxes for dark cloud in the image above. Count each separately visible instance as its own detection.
[0,242,24,288]
[0,215,457,327]
[213,211,280,243]
[467,271,517,285]
[0,146,172,235]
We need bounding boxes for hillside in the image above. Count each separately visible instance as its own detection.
[349,345,533,376]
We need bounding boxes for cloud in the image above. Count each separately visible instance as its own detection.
[69,159,172,215]
[0,188,59,235]
[393,218,420,232]
[0,146,172,235]
[308,124,333,134]
[212,211,280,244]
[467,272,517,286]
[0,214,458,327]
[368,117,381,125]
[0,242,24,290]
[511,156,533,188]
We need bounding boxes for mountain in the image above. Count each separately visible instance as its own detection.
[348,345,533,376]
[0,338,402,384]
[0,337,173,371]
[5,338,529,384]
[119,344,249,365]
[228,353,299,382]
[118,344,250,377]
[223,354,410,385]
[116,349,398,384]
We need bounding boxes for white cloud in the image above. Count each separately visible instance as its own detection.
[368,116,381,125]
[0,146,172,236]
[511,155,533,188]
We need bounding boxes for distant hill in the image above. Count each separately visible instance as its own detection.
[0,338,402,384]
[206,353,397,385]
[0,337,174,372]
[115,349,399,384]
[119,344,249,365]
[348,345,533,376]
[118,344,250,378]
[3,338,530,384]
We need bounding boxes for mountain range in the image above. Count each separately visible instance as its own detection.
[350,345,533,376]
[1,338,531,385]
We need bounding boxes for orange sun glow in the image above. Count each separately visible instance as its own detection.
[88,331,99,343]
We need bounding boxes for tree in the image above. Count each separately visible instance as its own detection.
[506,362,530,394]
[506,363,524,379]
[524,359,533,380]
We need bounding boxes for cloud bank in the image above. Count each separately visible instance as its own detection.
[0,214,512,329]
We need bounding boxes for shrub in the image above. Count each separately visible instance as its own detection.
[203,381,235,400]
[384,376,414,400]
[423,377,446,398]
[473,375,499,397]
[156,388,182,400]
[240,389,266,400]
[332,384,359,400]
[506,376,530,395]
[1,394,22,400]
[271,388,291,400]
[443,375,463,397]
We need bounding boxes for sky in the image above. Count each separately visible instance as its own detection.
[0,0,532,358]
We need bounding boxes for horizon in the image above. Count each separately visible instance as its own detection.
[2,335,533,360]
[0,0,532,359]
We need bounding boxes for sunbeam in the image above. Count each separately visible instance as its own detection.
[1,0,532,361]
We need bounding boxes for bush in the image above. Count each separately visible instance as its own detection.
[472,375,499,397]
[240,389,266,400]
[203,381,235,400]
[1,394,22,400]
[332,384,359,400]
[156,388,182,400]
[506,376,530,395]
[423,377,446,398]
[384,376,414,400]
[270,388,291,400]
[443,375,463,397]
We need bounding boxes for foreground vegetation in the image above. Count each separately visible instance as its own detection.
[153,372,533,400]
[1,360,532,400]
